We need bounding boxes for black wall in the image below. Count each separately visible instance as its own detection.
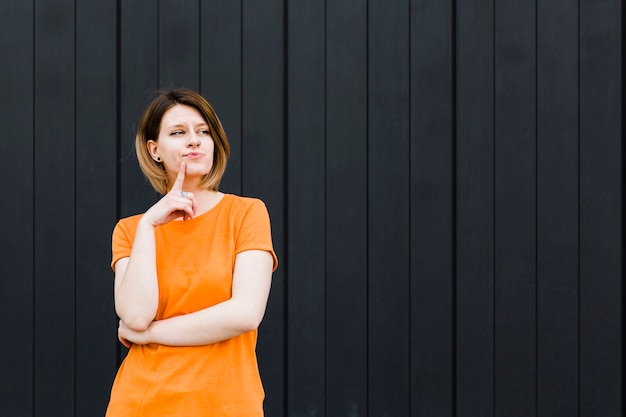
[0,1,624,416]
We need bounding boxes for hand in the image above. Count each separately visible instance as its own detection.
[118,320,151,347]
[142,162,198,226]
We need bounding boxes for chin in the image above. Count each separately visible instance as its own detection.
[186,166,212,177]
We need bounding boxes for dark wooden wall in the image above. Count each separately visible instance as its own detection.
[0,1,623,416]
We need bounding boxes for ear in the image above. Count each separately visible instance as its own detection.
[147,140,160,162]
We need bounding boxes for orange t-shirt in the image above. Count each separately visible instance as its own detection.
[106,194,278,417]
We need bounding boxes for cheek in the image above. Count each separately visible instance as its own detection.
[162,163,179,182]
[207,142,215,163]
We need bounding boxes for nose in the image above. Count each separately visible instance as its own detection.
[187,132,201,147]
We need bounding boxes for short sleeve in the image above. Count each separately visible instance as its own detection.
[111,220,134,271]
[235,199,278,271]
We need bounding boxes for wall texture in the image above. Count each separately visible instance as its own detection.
[0,1,623,416]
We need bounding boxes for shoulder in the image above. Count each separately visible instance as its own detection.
[222,194,269,215]
[113,213,144,235]
[220,194,273,228]
[225,194,266,207]
[116,213,143,227]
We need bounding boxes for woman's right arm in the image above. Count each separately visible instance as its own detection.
[114,162,196,332]
[113,218,159,331]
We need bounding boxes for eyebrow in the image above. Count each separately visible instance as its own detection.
[166,122,209,130]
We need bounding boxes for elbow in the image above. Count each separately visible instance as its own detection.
[116,308,153,332]
[238,311,266,333]
[239,321,259,334]
[124,318,152,332]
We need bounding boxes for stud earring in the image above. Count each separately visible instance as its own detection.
[156,157,161,162]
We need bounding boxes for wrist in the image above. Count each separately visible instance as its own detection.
[144,320,157,344]
[138,216,158,230]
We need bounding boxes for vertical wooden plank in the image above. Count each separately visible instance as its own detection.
[325,0,368,415]
[75,1,118,416]
[200,1,242,194]
[0,1,34,415]
[410,0,455,415]
[368,0,410,415]
[286,0,326,416]
[493,1,536,416]
[579,1,622,416]
[120,0,160,220]
[33,0,75,415]
[159,0,200,90]
[455,0,495,416]
[536,1,579,416]
[242,1,285,415]
[118,0,160,366]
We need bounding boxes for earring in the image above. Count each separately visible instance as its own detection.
[156,156,161,162]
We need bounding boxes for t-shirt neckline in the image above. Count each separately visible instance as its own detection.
[169,192,230,226]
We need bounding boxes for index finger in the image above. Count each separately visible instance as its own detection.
[171,162,186,192]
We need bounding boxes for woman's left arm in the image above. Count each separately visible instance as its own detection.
[118,249,274,347]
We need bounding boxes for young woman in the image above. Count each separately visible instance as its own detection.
[106,89,278,416]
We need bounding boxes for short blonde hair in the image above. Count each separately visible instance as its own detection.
[135,89,230,194]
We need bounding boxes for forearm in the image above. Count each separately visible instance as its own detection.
[144,299,263,346]
[114,220,160,330]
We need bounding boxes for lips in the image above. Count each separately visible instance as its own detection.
[184,152,204,159]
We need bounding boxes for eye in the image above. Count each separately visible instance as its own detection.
[199,129,210,136]
[170,130,184,136]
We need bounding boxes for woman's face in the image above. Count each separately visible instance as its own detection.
[148,104,215,186]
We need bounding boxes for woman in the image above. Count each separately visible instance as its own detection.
[106,89,278,416]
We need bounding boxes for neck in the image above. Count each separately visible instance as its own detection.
[193,189,224,216]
